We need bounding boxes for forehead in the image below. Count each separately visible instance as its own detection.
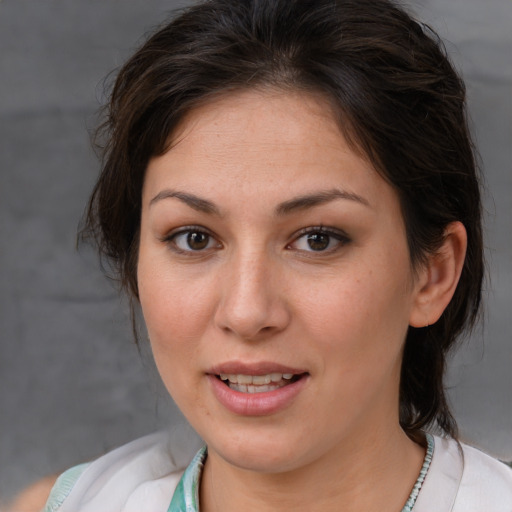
[143,89,397,215]
[168,89,357,162]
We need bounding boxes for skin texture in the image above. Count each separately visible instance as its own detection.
[138,90,466,512]
[6,475,58,512]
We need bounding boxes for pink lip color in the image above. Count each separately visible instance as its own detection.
[207,372,309,416]
[209,361,307,376]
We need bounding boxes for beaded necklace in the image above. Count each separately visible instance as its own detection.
[401,433,434,511]
[169,433,435,512]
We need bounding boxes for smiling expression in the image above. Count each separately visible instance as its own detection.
[137,89,426,473]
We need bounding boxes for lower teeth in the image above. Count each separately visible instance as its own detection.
[223,378,294,394]
[229,383,280,393]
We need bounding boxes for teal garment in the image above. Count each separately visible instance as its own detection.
[43,434,434,511]
[43,463,90,512]
[167,447,206,512]
[167,435,434,512]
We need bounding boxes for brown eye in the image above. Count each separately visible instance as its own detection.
[187,231,210,250]
[169,229,219,252]
[306,233,330,251]
[289,228,350,253]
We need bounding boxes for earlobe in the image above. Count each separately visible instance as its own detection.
[409,221,467,328]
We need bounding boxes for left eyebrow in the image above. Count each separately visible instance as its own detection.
[275,188,370,215]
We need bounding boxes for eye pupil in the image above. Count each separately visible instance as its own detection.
[307,233,330,251]
[187,231,209,250]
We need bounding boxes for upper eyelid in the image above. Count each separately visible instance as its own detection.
[162,225,215,240]
[290,226,350,241]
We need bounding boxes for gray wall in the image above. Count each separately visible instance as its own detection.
[1,0,511,503]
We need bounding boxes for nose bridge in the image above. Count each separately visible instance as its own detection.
[215,242,288,339]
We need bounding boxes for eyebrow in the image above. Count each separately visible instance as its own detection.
[275,188,370,215]
[149,187,370,216]
[149,190,221,215]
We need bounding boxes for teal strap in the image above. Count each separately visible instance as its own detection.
[43,463,90,512]
[168,447,207,512]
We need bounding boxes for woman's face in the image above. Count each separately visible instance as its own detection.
[138,90,426,473]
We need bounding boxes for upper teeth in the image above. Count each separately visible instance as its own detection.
[219,373,294,385]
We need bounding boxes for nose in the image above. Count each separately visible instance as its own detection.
[214,249,291,341]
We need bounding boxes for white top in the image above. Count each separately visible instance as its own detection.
[45,430,512,512]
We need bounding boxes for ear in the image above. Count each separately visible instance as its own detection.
[409,221,467,328]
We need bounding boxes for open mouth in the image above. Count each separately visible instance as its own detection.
[216,372,305,393]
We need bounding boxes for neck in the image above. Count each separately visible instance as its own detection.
[200,422,425,512]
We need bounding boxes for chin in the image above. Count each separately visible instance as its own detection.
[203,426,317,474]
[219,445,299,474]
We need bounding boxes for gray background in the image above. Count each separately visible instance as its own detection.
[0,0,511,503]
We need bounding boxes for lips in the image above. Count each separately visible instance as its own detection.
[207,362,309,415]
[218,373,299,393]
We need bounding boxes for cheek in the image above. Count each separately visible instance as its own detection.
[138,273,216,410]
[297,259,412,361]
[299,271,411,419]
[137,260,217,367]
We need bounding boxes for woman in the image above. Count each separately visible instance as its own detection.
[43,0,512,510]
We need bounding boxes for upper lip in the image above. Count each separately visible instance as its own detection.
[208,361,308,376]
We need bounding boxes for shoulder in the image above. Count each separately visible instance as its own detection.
[457,440,512,508]
[43,464,89,512]
[43,429,203,512]
[6,474,61,512]
[415,435,512,512]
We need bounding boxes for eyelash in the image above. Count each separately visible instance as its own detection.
[162,226,351,255]
[287,226,351,254]
[162,226,221,255]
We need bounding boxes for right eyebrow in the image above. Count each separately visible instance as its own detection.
[149,189,221,216]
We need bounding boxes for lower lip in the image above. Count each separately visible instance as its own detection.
[207,374,309,416]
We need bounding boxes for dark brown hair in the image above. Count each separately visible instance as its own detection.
[83,0,483,439]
